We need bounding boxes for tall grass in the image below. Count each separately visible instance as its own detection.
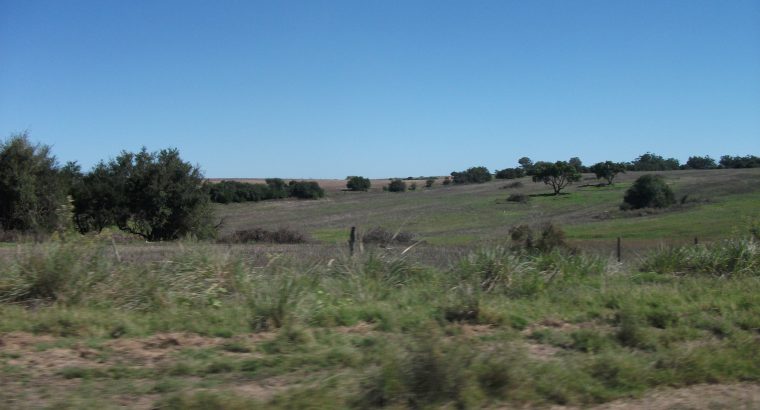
[640,238,760,276]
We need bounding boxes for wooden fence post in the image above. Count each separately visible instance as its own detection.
[694,237,699,245]
[349,226,356,256]
[616,237,621,263]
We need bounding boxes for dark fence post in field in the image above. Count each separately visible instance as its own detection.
[616,237,621,263]
[349,226,356,256]
[694,237,699,245]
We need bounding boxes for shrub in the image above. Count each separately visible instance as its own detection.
[506,193,529,203]
[346,176,371,191]
[388,179,406,192]
[509,223,570,253]
[220,228,309,244]
[288,180,325,199]
[208,181,273,203]
[442,177,452,185]
[494,168,525,180]
[622,175,675,209]
[451,166,492,184]
[362,227,417,244]
[425,178,435,188]
[409,182,417,191]
[265,178,289,199]
[501,181,524,189]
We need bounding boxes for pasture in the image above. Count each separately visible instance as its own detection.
[1,168,760,409]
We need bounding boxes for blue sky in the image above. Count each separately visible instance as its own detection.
[1,0,759,178]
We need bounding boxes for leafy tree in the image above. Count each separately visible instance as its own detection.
[719,155,760,169]
[568,157,585,173]
[684,156,717,169]
[71,160,128,233]
[518,157,534,175]
[388,179,407,192]
[346,176,371,191]
[450,166,492,184]
[631,152,680,171]
[589,161,626,185]
[288,180,325,199]
[622,175,675,209]
[531,161,581,195]
[494,167,525,179]
[0,133,69,233]
[74,148,216,241]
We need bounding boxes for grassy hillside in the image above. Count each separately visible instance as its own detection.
[216,169,760,249]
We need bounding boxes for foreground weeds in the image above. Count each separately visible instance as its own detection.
[1,238,760,408]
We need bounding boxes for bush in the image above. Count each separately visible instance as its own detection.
[208,181,273,204]
[495,168,525,180]
[501,181,524,189]
[288,180,325,199]
[442,177,452,185]
[622,175,675,209]
[509,223,570,253]
[425,178,435,188]
[387,179,406,192]
[346,176,371,191]
[0,133,69,233]
[362,227,417,245]
[451,166,492,184]
[506,193,529,203]
[220,228,309,244]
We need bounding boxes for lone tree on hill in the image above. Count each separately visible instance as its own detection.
[346,176,371,191]
[589,161,626,185]
[531,161,581,195]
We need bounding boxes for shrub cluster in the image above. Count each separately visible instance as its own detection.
[494,168,525,180]
[220,227,309,244]
[450,166,492,184]
[362,226,417,245]
[209,179,324,203]
[509,223,571,253]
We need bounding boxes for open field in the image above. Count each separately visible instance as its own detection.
[215,169,760,251]
[2,169,760,409]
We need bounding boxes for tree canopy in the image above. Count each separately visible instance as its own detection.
[531,161,581,195]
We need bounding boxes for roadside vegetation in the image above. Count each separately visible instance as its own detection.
[1,230,760,408]
[2,132,760,408]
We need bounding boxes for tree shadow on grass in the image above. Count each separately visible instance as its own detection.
[529,193,570,198]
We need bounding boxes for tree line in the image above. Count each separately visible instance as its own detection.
[0,133,323,241]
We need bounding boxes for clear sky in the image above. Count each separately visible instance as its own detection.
[1,0,759,178]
